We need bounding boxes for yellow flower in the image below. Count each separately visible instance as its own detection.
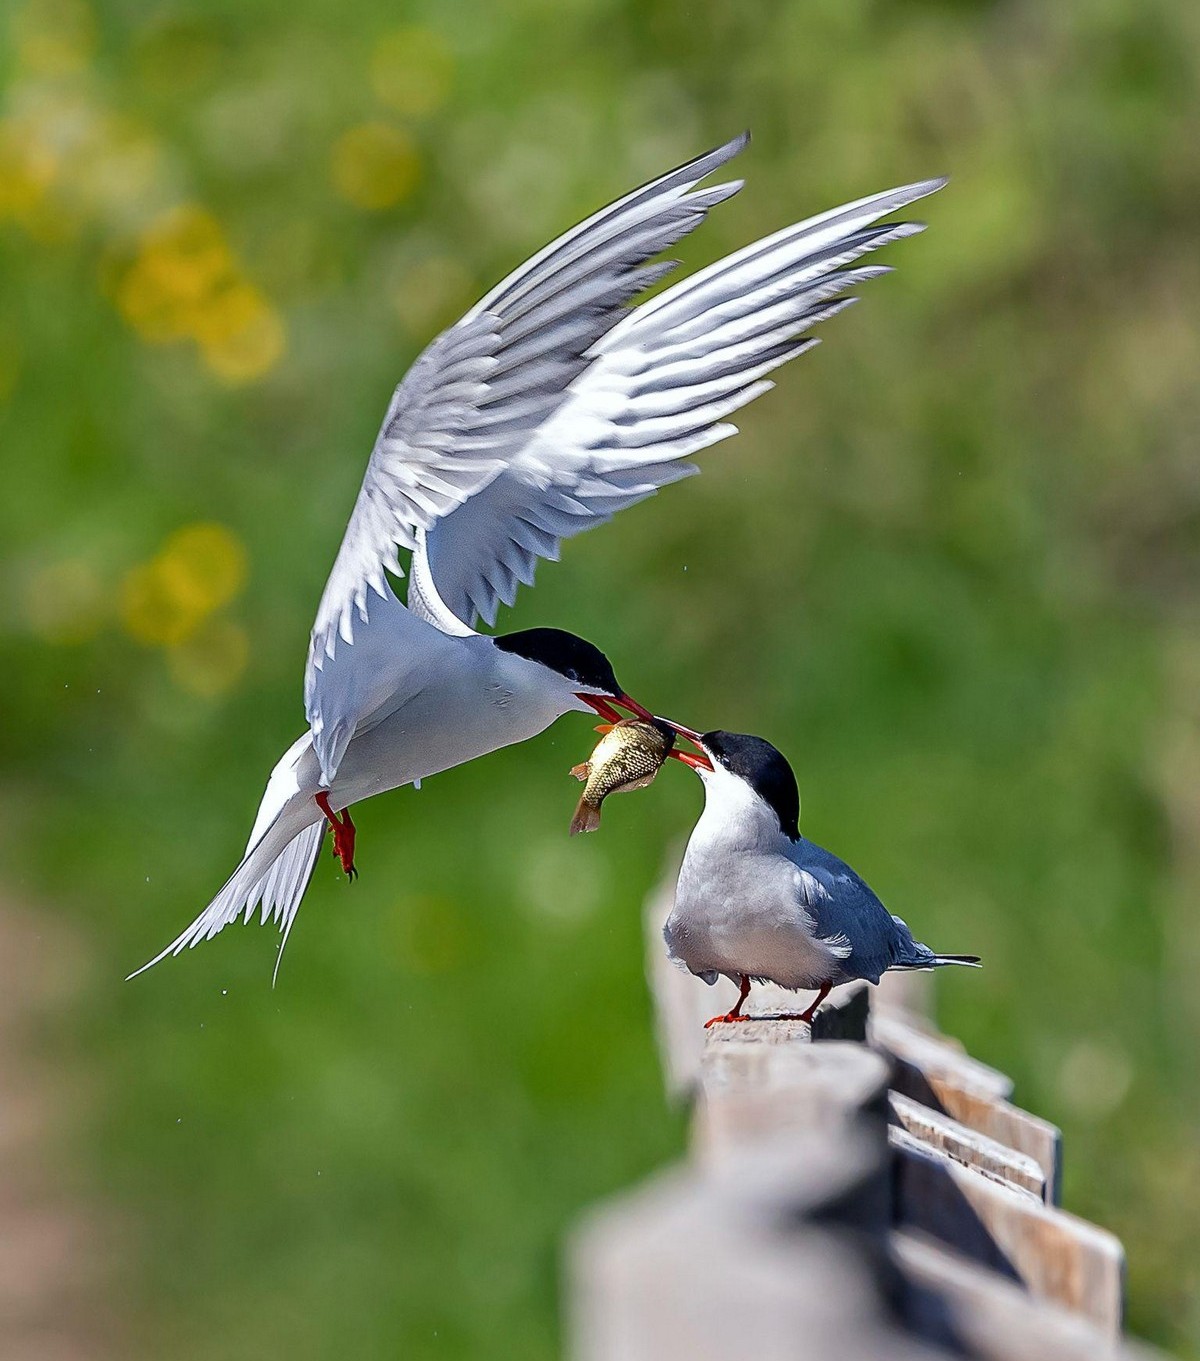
[331,122,420,212]
[194,282,286,384]
[121,523,247,647]
[116,205,236,343]
[114,205,285,381]
[0,119,57,224]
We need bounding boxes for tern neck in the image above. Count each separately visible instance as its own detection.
[409,528,475,637]
[699,765,797,853]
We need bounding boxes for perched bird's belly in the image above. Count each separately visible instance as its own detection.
[667,849,842,991]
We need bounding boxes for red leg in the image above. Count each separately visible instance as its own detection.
[315,792,358,880]
[704,974,752,1028]
[777,982,832,1025]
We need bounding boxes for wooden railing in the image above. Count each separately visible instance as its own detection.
[567,861,1162,1360]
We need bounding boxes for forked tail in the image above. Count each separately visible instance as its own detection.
[128,810,325,983]
[893,952,982,971]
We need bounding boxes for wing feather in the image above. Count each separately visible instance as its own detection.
[417,177,945,627]
[305,134,751,774]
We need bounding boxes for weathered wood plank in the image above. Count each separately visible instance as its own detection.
[894,1230,1155,1360]
[570,1151,943,1361]
[888,1056,1062,1204]
[891,1127,1125,1332]
[697,1034,890,1184]
[872,1011,1015,1100]
[890,1091,1045,1198]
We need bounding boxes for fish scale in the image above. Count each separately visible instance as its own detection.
[569,719,675,835]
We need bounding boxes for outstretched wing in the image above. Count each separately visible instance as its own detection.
[304,134,750,779]
[307,135,747,671]
[416,176,946,628]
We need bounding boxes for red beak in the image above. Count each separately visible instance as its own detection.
[668,749,714,770]
[576,693,656,724]
[662,719,714,771]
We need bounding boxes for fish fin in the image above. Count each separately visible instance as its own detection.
[569,798,602,837]
[569,762,591,781]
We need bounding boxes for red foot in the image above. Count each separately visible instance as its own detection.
[703,974,753,1029]
[775,982,832,1026]
[315,793,358,880]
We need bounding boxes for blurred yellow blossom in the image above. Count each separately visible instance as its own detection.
[370,28,453,118]
[194,282,286,384]
[121,522,247,647]
[115,205,285,381]
[331,122,419,211]
[14,0,97,77]
[167,616,249,698]
[116,206,236,341]
[22,557,108,644]
[0,118,57,225]
[161,523,248,611]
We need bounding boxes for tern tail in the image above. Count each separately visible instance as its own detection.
[128,807,324,983]
[892,952,982,970]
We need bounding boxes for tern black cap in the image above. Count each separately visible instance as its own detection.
[702,730,800,840]
[494,628,621,695]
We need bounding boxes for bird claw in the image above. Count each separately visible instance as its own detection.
[316,793,358,879]
[704,1012,751,1028]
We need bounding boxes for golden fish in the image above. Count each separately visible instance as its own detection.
[569,718,676,836]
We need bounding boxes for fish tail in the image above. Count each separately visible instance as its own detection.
[570,762,591,782]
[569,797,602,837]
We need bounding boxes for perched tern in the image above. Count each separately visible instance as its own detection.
[663,730,979,1025]
[132,133,944,978]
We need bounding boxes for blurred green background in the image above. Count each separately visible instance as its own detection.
[2,0,1199,1355]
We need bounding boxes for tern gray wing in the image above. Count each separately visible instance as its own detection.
[796,838,976,983]
[306,133,751,779]
[417,174,946,628]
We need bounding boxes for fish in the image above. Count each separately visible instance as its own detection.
[569,718,676,836]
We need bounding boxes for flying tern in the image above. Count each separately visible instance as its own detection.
[663,730,979,1025]
[132,133,944,978]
